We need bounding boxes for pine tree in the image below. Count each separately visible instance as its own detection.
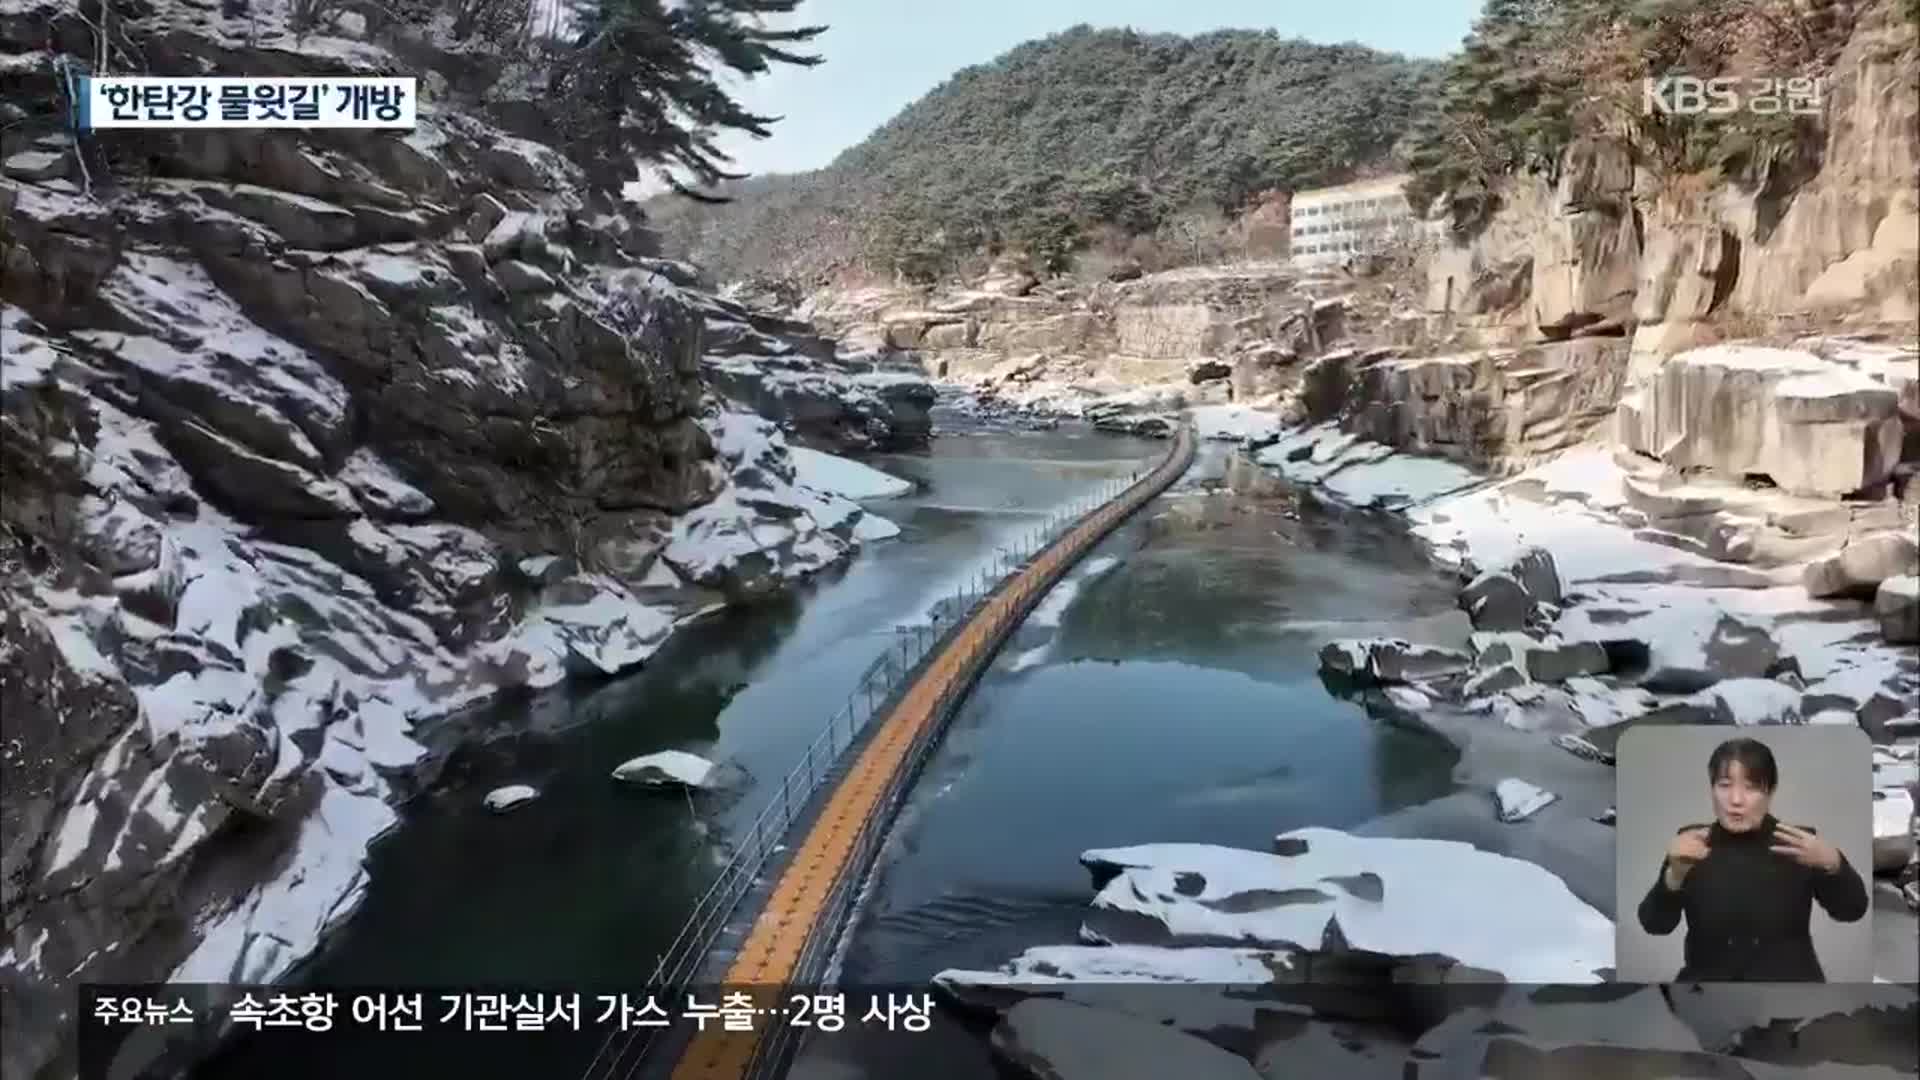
[549,0,826,195]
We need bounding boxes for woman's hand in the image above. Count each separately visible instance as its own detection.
[1664,826,1711,889]
[1771,823,1842,872]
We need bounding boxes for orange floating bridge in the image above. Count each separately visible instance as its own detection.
[584,423,1197,1080]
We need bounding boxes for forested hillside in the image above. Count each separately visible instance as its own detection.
[647,25,1437,284]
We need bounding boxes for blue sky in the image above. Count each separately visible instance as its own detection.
[709,0,1485,178]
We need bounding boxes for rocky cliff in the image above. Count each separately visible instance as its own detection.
[0,3,931,1076]
[796,257,1419,439]
[795,0,1917,478]
[1407,0,1917,437]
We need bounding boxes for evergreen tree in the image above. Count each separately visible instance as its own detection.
[549,0,826,194]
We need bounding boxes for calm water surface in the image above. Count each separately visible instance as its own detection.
[192,425,1465,1080]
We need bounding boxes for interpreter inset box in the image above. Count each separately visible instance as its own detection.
[1614,725,1872,983]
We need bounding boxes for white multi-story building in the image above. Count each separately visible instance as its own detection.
[1287,174,1420,267]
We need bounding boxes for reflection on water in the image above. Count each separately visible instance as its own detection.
[799,441,1470,1080]
[192,424,1158,1080]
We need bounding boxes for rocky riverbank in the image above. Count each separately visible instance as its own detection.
[792,259,1398,440]
[0,2,937,1075]
[924,358,1920,1078]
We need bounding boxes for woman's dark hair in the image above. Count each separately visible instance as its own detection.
[1708,737,1778,792]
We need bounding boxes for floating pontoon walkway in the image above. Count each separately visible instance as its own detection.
[650,423,1197,1080]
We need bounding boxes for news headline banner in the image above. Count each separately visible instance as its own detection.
[78,77,416,129]
[79,981,1920,1079]
[86,986,932,1035]
[79,984,942,1075]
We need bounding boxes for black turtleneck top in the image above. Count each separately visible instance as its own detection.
[1637,814,1869,982]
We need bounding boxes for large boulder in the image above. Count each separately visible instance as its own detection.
[1459,547,1563,632]
[1806,532,1920,599]
[1318,639,1472,686]
[1077,833,1613,983]
[1877,576,1920,645]
[1616,345,1905,499]
[1470,632,1610,684]
[610,750,718,788]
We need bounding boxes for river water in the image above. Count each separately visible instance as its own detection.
[192,417,1466,1080]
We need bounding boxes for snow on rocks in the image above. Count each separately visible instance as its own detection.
[695,302,935,453]
[1078,832,1614,983]
[852,513,903,541]
[2,54,933,1080]
[1458,547,1564,632]
[661,405,909,598]
[483,785,538,813]
[1,305,64,390]
[611,750,718,789]
[1405,454,1725,584]
[1319,452,1483,509]
[1493,779,1559,823]
[496,573,686,683]
[1468,631,1610,684]
[1700,677,1803,725]
[173,784,397,984]
[787,444,912,500]
[1317,638,1472,686]
[1382,685,1435,715]
[1805,531,1920,599]
[337,448,435,520]
[1552,589,1789,694]
[1615,345,1905,499]
[1252,423,1484,509]
[1187,404,1286,446]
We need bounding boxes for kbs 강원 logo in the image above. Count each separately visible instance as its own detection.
[1642,75,1825,117]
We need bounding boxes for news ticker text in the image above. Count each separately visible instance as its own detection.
[84,986,933,1036]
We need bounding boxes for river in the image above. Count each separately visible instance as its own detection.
[192,414,1466,1080]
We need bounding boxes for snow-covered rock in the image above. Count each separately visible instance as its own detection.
[1805,531,1920,598]
[1253,424,1484,509]
[483,785,538,813]
[0,23,933,1077]
[1493,779,1559,823]
[1317,638,1472,685]
[787,445,912,500]
[611,750,717,789]
[1615,345,1904,499]
[1078,832,1613,983]
[696,293,935,453]
[1459,547,1563,632]
[1469,631,1610,684]
[1188,404,1285,446]
[1701,677,1803,726]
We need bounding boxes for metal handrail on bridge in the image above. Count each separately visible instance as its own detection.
[580,424,1197,1080]
[736,424,1197,1080]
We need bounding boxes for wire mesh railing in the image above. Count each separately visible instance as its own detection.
[581,433,1192,1080]
[740,426,1196,1079]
